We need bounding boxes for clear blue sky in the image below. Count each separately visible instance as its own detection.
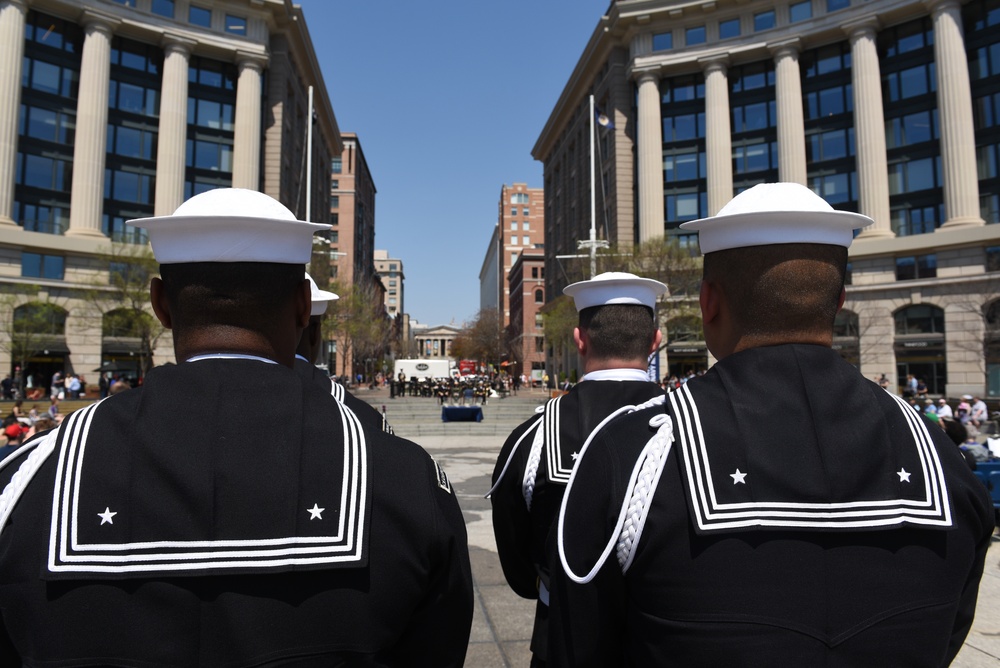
[296,1,609,327]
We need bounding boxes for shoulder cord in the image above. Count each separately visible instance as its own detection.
[557,394,670,584]
[484,407,544,499]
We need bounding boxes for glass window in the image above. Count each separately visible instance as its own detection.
[331,156,342,173]
[522,207,529,216]
[225,15,247,35]
[189,5,211,28]
[21,252,64,280]
[523,221,530,230]
[827,0,850,11]
[522,236,531,245]
[511,252,518,265]
[754,10,776,31]
[535,289,544,304]
[790,1,813,23]
[686,26,706,46]
[987,246,1000,272]
[895,254,937,280]
[511,221,518,231]
[111,0,137,6]
[894,304,944,335]
[653,32,673,51]
[331,195,339,208]
[719,18,741,39]
[151,0,174,18]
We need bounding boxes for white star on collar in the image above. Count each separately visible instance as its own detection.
[571,452,579,461]
[307,503,325,520]
[730,469,748,485]
[98,507,117,525]
[897,468,912,483]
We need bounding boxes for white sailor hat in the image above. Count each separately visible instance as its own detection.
[129,188,330,264]
[563,272,667,312]
[306,272,338,316]
[680,183,873,254]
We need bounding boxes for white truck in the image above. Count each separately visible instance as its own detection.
[393,359,454,380]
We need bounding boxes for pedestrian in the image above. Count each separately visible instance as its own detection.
[550,183,993,667]
[937,397,954,419]
[0,188,472,666]
[490,271,667,667]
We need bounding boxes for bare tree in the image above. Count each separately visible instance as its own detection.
[452,308,513,373]
[327,278,392,381]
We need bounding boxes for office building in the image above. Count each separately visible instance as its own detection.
[534,0,1000,397]
[0,0,340,389]
[491,183,544,327]
[507,248,546,383]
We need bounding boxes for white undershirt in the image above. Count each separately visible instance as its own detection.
[186,353,278,365]
[579,368,651,382]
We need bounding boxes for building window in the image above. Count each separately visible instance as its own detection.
[754,10,776,31]
[521,236,529,245]
[534,289,544,304]
[987,246,1000,271]
[225,15,247,35]
[21,252,64,280]
[331,179,339,189]
[719,18,741,39]
[511,221,518,231]
[653,32,673,51]
[189,5,212,28]
[330,231,339,243]
[894,304,945,335]
[790,1,813,23]
[522,207,529,216]
[111,0,137,6]
[531,267,539,278]
[510,208,517,216]
[331,157,342,173]
[331,195,339,208]
[511,192,529,204]
[686,26,706,46]
[827,0,850,11]
[390,263,397,270]
[896,254,937,280]
[151,0,174,18]
[511,252,518,265]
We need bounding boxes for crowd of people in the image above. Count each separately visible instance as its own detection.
[0,185,991,666]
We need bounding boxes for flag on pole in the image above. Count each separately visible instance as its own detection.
[595,107,615,129]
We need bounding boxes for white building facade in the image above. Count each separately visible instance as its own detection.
[534,0,1000,398]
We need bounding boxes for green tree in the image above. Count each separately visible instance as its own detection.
[327,278,392,380]
[453,308,513,373]
[84,244,164,376]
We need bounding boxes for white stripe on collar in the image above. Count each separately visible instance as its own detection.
[186,353,278,365]
[294,354,309,362]
[580,368,650,382]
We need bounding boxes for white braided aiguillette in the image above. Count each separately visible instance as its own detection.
[616,413,674,572]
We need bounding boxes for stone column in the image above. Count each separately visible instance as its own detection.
[700,55,733,215]
[68,12,117,238]
[845,17,893,238]
[927,0,984,228]
[636,71,664,241]
[232,53,266,191]
[154,35,195,216]
[770,39,807,185]
[0,0,27,226]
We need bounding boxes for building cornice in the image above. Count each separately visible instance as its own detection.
[850,225,1000,259]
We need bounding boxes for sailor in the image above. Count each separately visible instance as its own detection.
[489,271,667,667]
[549,183,994,667]
[0,188,473,666]
[296,273,393,433]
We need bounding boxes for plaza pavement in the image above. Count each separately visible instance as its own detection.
[363,385,1000,667]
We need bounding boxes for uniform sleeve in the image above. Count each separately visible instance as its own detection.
[490,417,541,599]
[946,482,995,663]
[386,456,473,668]
[546,433,627,668]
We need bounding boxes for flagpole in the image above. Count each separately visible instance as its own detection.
[305,85,314,222]
[588,94,597,278]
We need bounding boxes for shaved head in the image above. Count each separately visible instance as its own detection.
[702,243,847,341]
